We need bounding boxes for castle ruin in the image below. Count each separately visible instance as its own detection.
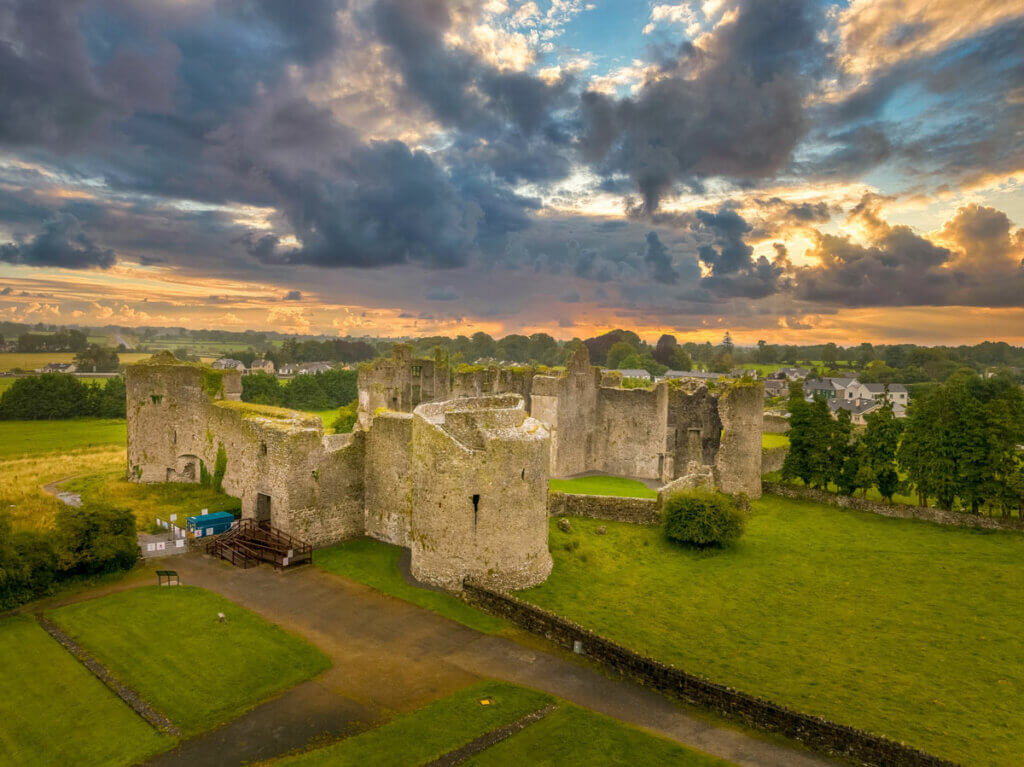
[127,344,761,591]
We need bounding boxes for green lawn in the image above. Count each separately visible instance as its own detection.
[303,408,340,428]
[314,539,508,634]
[269,681,732,767]
[63,470,241,531]
[517,497,1024,766]
[466,704,733,766]
[549,474,658,499]
[270,682,551,766]
[761,433,789,449]
[0,418,126,457]
[0,615,168,767]
[48,586,330,734]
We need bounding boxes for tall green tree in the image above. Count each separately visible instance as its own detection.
[862,399,903,502]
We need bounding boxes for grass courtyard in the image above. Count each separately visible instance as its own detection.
[314,538,508,634]
[267,681,732,766]
[47,586,330,734]
[549,474,658,498]
[0,615,168,767]
[517,496,1024,765]
[760,432,789,449]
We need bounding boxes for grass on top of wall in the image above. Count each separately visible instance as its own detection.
[0,615,169,767]
[314,539,508,635]
[548,475,658,499]
[516,496,1024,766]
[47,586,330,735]
[760,433,790,449]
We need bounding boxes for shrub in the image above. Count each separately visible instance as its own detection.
[54,504,139,575]
[663,490,746,548]
[330,399,358,434]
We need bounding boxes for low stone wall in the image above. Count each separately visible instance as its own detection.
[762,413,790,433]
[764,482,1024,532]
[761,446,788,474]
[548,491,661,526]
[463,584,954,767]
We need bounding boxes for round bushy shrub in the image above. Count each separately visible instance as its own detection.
[663,490,746,548]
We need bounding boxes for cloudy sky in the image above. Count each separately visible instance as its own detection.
[1,0,1022,344]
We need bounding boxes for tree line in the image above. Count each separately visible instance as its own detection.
[0,504,139,610]
[0,374,127,419]
[241,370,357,413]
[782,371,1024,516]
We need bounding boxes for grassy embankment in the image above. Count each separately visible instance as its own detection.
[517,496,1024,766]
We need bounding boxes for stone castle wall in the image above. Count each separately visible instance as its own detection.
[363,412,413,547]
[356,345,449,428]
[714,383,764,496]
[452,366,536,402]
[593,385,668,481]
[410,396,552,591]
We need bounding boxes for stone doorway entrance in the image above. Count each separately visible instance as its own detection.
[255,493,272,524]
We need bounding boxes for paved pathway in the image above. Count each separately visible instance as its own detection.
[94,553,838,767]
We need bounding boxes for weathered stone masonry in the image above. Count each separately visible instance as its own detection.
[127,355,549,590]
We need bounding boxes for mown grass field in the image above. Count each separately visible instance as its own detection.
[549,474,658,498]
[314,539,508,634]
[0,615,168,767]
[268,681,731,767]
[0,418,126,457]
[517,497,1024,765]
[48,587,330,735]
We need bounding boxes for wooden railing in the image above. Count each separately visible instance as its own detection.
[205,518,311,569]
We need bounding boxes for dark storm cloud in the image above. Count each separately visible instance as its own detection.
[643,232,678,284]
[258,141,483,269]
[282,290,303,301]
[426,285,460,301]
[0,214,115,269]
[580,0,828,212]
[368,0,576,185]
[694,209,754,276]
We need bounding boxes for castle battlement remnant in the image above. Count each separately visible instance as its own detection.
[356,344,449,429]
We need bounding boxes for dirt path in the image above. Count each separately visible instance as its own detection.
[59,553,836,767]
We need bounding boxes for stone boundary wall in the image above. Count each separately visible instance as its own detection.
[462,584,954,767]
[762,414,790,433]
[548,491,661,525]
[763,482,1024,532]
[761,446,788,474]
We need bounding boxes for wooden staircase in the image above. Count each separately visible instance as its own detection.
[206,519,312,570]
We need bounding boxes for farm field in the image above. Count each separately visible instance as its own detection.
[0,615,168,767]
[549,474,658,498]
[314,539,507,634]
[48,586,330,735]
[268,681,731,767]
[517,496,1024,766]
[0,418,126,457]
[0,352,153,372]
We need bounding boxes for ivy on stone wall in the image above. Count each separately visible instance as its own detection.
[213,443,228,492]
